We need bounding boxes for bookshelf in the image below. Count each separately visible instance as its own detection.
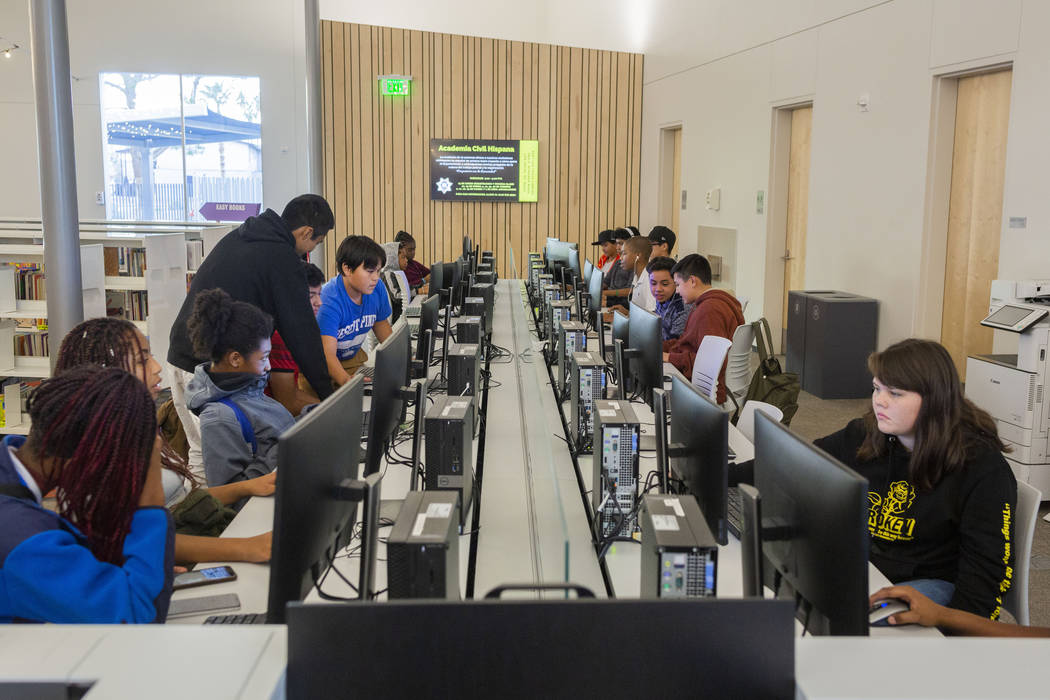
[0,243,106,433]
[0,221,235,433]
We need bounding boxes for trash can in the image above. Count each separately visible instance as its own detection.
[800,291,879,399]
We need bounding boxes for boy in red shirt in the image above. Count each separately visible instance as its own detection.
[266,261,325,415]
[662,254,745,404]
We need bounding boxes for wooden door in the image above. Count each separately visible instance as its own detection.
[781,106,812,325]
[671,127,682,234]
[940,69,1012,380]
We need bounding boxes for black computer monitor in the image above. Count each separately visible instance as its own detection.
[583,259,594,288]
[566,249,582,288]
[463,235,473,258]
[286,598,795,698]
[753,412,870,636]
[364,323,410,476]
[668,372,729,545]
[430,261,447,297]
[611,309,630,386]
[415,294,440,366]
[626,302,662,406]
[451,258,466,309]
[267,376,364,623]
[587,268,604,332]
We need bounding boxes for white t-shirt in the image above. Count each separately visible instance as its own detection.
[630,270,657,312]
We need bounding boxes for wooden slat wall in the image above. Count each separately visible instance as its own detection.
[320,22,644,279]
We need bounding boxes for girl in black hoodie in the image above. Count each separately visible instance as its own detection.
[812,339,1015,619]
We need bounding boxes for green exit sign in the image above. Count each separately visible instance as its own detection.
[379,76,411,96]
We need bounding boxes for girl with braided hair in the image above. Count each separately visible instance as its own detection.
[0,366,174,623]
[185,289,295,486]
[55,317,273,565]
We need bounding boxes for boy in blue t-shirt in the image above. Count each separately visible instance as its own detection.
[316,235,393,386]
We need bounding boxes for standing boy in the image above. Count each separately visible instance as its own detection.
[317,236,394,386]
[647,256,692,340]
[662,254,745,404]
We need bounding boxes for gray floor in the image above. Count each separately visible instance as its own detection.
[785,373,1050,627]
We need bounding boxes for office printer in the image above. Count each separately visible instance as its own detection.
[965,280,1050,496]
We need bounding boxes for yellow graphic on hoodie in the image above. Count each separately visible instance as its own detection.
[868,480,917,542]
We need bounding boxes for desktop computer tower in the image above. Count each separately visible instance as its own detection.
[469,282,495,336]
[424,396,474,525]
[571,352,607,454]
[558,321,588,398]
[540,282,560,339]
[592,400,641,538]
[639,495,718,599]
[447,342,481,397]
[547,299,575,358]
[475,271,496,285]
[455,315,482,345]
[387,491,461,600]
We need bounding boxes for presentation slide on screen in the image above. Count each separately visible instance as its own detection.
[430,139,539,203]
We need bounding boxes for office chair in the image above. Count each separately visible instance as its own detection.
[691,335,732,402]
[736,401,784,443]
[1004,480,1041,625]
[724,323,755,405]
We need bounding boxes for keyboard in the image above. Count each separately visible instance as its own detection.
[727,486,742,538]
[204,612,267,625]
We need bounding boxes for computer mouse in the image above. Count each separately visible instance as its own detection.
[869,597,909,625]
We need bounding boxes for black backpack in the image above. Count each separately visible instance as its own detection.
[739,318,800,426]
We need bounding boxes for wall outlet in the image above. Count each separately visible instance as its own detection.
[756,190,765,214]
[681,189,687,210]
[95,191,105,205]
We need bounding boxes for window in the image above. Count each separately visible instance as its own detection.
[100,72,262,222]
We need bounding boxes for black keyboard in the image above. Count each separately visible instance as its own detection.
[726,486,743,539]
[204,612,267,625]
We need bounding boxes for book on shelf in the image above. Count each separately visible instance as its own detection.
[12,264,46,301]
[103,246,147,277]
[14,332,49,357]
[106,290,148,322]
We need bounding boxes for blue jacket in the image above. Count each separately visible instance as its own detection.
[0,436,174,623]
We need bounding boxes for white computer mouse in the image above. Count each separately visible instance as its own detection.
[869,597,910,625]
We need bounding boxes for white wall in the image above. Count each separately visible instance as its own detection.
[0,0,309,220]
[638,0,1050,350]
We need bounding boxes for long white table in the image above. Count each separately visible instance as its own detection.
[2,279,1043,699]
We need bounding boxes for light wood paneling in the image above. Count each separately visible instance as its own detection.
[941,69,1012,380]
[782,105,812,325]
[320,22,644,279]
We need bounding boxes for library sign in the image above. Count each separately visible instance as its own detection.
[429,139,539,203]
[199,202,261,222]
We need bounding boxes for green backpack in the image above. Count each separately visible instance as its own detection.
[741,317,800,425]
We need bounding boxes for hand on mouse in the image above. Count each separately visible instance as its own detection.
[870,585,945,627]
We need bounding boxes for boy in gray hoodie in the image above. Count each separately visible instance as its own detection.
[186,289,295,487]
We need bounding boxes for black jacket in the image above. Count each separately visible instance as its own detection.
[168,210,333,399]
[815,418,1015,619]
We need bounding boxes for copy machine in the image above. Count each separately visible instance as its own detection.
[965,280,1050,496]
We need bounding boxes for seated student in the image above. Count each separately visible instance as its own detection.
[267,261,325,416]
[56,317,274,565]
[871,585,1047,636]
[186,289,295,487]
[809,339,1014,619]
[647,256,692,341]
[317,235,394,385]
[395,230,430,291]
[647,225,677,260]
[607,236,656,314]
[661,254,745,403]
[592,229,619,275]
[0,366,174,623]
[602,228,635,292]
